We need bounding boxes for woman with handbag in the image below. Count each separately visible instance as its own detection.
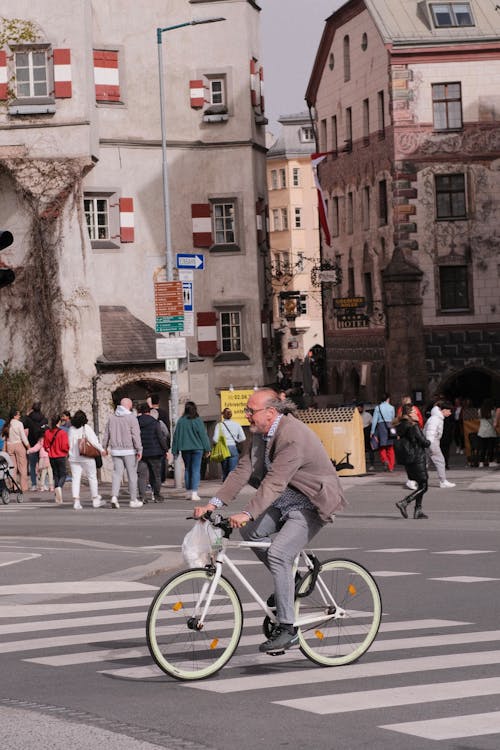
[213,408,246,480]
[43,415,70,504]
[68,410,105,510]
[394,404,431,519]
[370,394,396,471]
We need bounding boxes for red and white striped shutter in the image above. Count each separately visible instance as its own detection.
[259,66,265,112]
[197,312,218,356]
[0,51,8,100]
[191,204,212,247]
[119,198,134,242]
[93,50,120,102]
[250,59,259,107]
[53,49,72,98]
[189,79,205,108]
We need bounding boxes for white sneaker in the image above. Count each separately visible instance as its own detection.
[73,500,83,510]
[92,496,106,508]
[191,491,201,502]
[489,462,498,467]
[440,480,456,488]
[129,499,143,508]
[111,496,120,509]
[479,462,484,468]
[405,480,418,490]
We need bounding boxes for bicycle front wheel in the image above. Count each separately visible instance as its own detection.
[146,568,243,681]
[296,558,381,667]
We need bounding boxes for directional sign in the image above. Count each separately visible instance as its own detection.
[154,281,184,317]
[182,281,193,312]
[155,315,184,333]
[176,253,204,270]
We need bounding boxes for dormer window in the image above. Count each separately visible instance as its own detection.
[430,3,474,28]
[300,126,314,143]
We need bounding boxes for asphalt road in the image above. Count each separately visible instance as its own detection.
[0,462,499,749]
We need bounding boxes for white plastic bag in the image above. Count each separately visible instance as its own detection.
[181,521,222,567]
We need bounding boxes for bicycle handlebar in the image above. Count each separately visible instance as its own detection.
[186,511,234,538]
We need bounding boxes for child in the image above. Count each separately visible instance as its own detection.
[29,433,54,491]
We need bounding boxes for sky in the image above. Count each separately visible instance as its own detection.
[260,0,344,136]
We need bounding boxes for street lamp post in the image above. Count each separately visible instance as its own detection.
[156,17,225,487]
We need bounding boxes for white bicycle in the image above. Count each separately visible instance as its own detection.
[146,513,382,681]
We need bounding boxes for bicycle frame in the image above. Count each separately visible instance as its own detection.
[192,538,345,630]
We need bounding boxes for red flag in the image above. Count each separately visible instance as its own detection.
[311,153,331,247]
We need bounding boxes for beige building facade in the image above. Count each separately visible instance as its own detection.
[0,0,271,432]
[267,113,324,364]
[306,0,500,406]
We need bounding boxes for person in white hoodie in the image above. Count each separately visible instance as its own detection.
[102,398,142,509]
[423,400,455,488]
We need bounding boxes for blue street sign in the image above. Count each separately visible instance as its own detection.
[176,253,204,270]
[182,281,193,312]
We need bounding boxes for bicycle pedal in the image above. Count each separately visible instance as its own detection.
[266,649,286,656]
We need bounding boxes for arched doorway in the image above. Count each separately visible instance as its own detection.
[439,367,500,408]
[112,379,171,419]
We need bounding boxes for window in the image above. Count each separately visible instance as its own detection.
[332,197,339,237]
[294,207,302,228]
[296,252,305,272]
[282,251,291,273]
[343,35,350,82]
[362,98,370,144]
[279,168,287,189]
[15,49,49,98]
[347,192,354,234]
[377,90,385,137]
[85,197,109,241]
[213,201,236,244]
[292,167,300,187]
[321,119,327,151]
[378,179,388,225]
[208,77,225,106]
[439,265,470,310]
[432,82,462,130]
[348,265,355,296]
[430,3,474,27]
[435,174,466,219]
[362,187,370,229]
[281,208,289,230]
[220,310,242,352]
[300,126,314,143]
[345,107,352,149]
[361,32,368,51]
[331,115,338,152]
[272,208,280,231]
[363,272,374,314]
[299,294,308,316]
[271,169,278,190]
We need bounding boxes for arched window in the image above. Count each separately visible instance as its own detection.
[343,35,350,82]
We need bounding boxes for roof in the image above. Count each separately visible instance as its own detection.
[306,0,500,105]
[267,111,316,160]
[97,306,162,366]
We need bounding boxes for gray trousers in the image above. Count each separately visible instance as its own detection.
[427,441,446,482]
[111,454,138,501]
[240,506,324,626]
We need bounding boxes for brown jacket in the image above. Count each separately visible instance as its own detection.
[216,414,347,522]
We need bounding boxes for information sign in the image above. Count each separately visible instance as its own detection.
[176,253,204,270]
[220,389,255,426]
[154,281,184,317]
[156,337,187,359]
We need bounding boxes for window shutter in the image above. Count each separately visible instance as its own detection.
[189,79,205,108]
[197,312,218,356]
[94,50,120,102]
[53,49,72,98]
[250,59,258,107]
[259,66,265,112]
[119,197,134,242]
[192,204,212,247]
[0,51,8,99]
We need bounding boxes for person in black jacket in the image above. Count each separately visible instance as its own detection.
[137,403,168,503]
[394,404,431,520]
[23,402,48,491]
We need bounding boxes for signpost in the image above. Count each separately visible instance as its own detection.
[154,281,184,333]
[176,253,204,270]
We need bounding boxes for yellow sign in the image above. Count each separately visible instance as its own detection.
[220,389,254,425]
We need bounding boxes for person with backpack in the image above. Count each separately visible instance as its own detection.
[23,402,48,491]
[393,404,431,519]
[137,402,169,503]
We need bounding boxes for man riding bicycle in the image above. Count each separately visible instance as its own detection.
[193,388,346,654]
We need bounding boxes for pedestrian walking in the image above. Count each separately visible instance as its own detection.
[370,394,396,472]
[102,397,143,509]
[213,408,246,480]
[423,400,455,488]
[394,404,431,519]
[5,408,30,492]
[43,415,70,504]
[477,399,497,467]
[395,396,424,489]
[23,402,48,491]
[357,403,375,471]
[171,401,211,502]
[137,403,168,503]
[68,410,106,510]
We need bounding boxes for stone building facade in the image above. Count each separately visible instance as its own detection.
[306,0,500,406]
[266,113,324,363]
[0,0,270,433]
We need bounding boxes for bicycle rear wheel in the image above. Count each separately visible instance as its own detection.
[146,568,243,681]
[296,558,381,666]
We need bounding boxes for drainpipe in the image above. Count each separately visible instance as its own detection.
[91,374,100,436]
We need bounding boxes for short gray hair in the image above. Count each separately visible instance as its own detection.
[264,394,297,415]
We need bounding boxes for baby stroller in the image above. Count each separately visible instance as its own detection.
[0,451,23,504]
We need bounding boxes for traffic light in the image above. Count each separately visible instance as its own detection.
[0,231,15,289]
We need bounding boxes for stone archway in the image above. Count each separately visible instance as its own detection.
[112,378,171,419]
[438,367,500,408]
